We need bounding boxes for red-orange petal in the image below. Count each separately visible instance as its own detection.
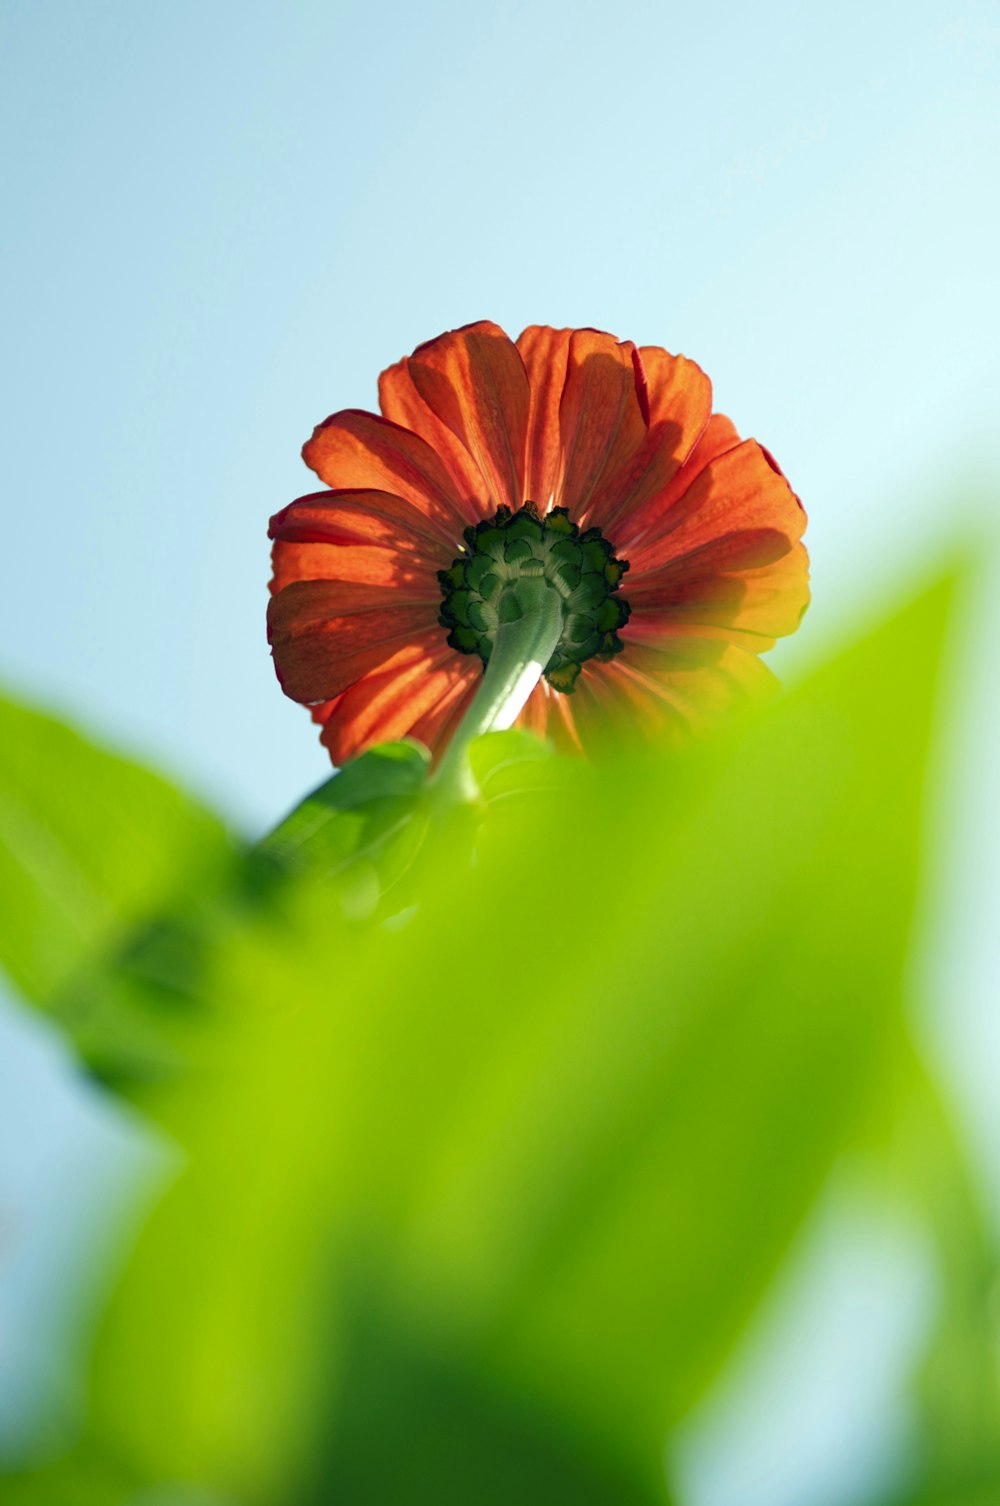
[517,326,574,508]
[302,410,470,542]
[546,625,781,759]
[564,659,692,753]
[379,321,530,516]
[558,329,648,526]
[513,679,589,755]
[269,489,451,594]
[621,635,778,712]
[379,359,487,519]
[592,654,729,742]
[404,664,480,756]
[625,439,806,577]
[586,347,714,539]
[613,412,738,559]
[319,644,479,765]
[625,542,810,645]
[267,583,441,702]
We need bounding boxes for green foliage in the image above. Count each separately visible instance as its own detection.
[0,696,234,1007]
[261,738,430,884]
[0,574,991,1505]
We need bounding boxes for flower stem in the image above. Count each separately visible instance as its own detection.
[430,575,564,801]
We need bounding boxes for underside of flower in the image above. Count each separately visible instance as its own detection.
[269,321,810,768]
[437,504,631,692]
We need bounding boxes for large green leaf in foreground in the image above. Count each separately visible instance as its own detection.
[2,578,950,1505]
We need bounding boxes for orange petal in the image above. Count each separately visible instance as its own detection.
[510,680,588,755]
[380,321,530,515]
[626,542,811,644]
[379,365,490,520]
[319,645,479,765]
[302,410,470,541]
[625,440,806,576]
[564,659,691,754]
[589,650,750,739]
[546,684,585,754]
[557,628,779,756]
[586,347,714,539]
[310,697,341,727]
[271,542,431,594]
[406,668,480,758]
[615,411,740,559]
[269,488,452,552]
[269,489,451,594]
[621,636,778,715]
[558,330,648,525]
[267,583,440,702]
[517,326,573,508]
[630,525,797,589]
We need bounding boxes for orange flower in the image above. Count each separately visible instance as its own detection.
[268,322,809,764]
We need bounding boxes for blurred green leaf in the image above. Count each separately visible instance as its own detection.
[876,1464,1000,1506]
[468,727,593,836]
[365,579,952,1454]
[260,739,430,881]
[0,691,287,1097]
[0,693,235,1008]
[300,1272,667,1506]
[0,1448,137,1506]
[873,1053,1000,1499]
[21,575,952,1504]
[469,726,560,798]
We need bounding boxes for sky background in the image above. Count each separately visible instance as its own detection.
[1,1,998,1501]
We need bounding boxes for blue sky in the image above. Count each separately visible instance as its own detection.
[2,0,997,827]
[1,2,998,1499]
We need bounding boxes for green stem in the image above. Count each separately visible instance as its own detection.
[431,575,564,802]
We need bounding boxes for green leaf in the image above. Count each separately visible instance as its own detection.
[7,574,959,1504]
[0,694,235,1009]
[258,739,432,915]
[0,1448,136,1506]
[261,740,431,871]
[877,1053,1000,1494]
[360,578,953,1453]
[297,1274,667,1506]
[874,1464,1000,1506]
[469,726,587,807]
[49,844,285,1093]
[0,694,295,1100]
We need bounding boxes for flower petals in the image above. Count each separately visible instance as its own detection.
[379,321,530,515]
[274,323,809,768]
[269,489,451,594]
[586,347,715,538]
[618,414,738,561]
[569,642,767,755]
[403,666,479,758]
[558,329,648,525]
[267,583,440,703]
[638,434,806,557]
[319,645,480,766]
[517,326,573,508]
[622,632,778,708]
[626,542,810,645]
[557,659,691,753]
[302,409,469,541]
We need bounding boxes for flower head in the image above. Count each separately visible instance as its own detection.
[268,322,809,763]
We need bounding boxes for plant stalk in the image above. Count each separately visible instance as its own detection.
[430,575,564,802]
